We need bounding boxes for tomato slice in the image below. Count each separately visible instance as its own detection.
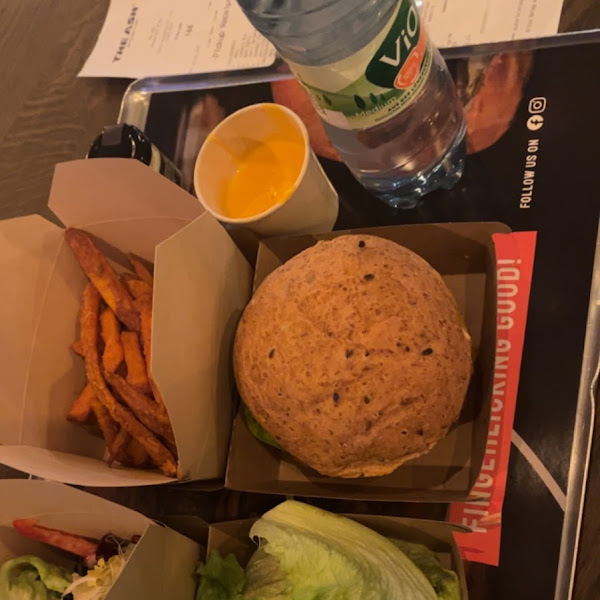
[13,518,98,559]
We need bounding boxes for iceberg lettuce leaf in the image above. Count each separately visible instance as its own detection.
[248,500,439,600]
[243,546,290,599]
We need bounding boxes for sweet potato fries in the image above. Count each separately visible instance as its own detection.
[65,228,177,477]
[65,229,140,332]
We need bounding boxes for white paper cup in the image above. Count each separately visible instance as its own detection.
[193,103,339,237]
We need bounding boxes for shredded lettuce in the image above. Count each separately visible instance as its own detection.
[0,555,72,600]
[62,545,133,600]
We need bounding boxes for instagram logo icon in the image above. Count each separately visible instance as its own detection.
[528,97,547,114]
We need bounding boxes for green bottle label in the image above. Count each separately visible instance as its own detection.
[287,0,431,131]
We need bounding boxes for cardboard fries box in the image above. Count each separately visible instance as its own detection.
[0,159,253,486]
[0,479,201,600]
[227,222,506,501]
[206,514,468,599]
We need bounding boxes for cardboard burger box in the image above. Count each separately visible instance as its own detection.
[0,479,201,599]
[206,514,468,599]
[226,222,505,501]
[0,159,253,486]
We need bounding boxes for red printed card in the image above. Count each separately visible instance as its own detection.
[448,231,537,566]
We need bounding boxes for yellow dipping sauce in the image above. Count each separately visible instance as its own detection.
[217,110,305,219]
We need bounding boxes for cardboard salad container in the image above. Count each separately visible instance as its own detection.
[0,159,253,486]
[226,222,506,501]
[0,479,201,600]
[206,514,468,599]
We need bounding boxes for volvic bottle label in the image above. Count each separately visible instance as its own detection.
[287,0,431,131]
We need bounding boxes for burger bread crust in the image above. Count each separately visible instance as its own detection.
[234,235,472,478]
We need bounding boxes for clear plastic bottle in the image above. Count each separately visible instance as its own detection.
[237,0,466,208]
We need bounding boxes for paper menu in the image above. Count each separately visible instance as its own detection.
[80,0,566,79]
[422,0,565,48]
[79,0,276,78]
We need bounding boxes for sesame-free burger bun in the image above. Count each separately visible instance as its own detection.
[233,234,472,478]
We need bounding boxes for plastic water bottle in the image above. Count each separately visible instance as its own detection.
[237,0,466,208]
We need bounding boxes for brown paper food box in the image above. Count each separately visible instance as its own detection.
[0,159,253,487]
[206,514,468,599]
[0,479,201,600]
[226,222,507,501]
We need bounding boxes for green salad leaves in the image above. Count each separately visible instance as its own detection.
[0,546,134,600]
[390,540,461,600]
[196,551,246,600]
[243,406,280,449]
[196,501,461,600]
[0,555,72,600]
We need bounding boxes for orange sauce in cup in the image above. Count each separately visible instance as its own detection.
[216,108,306,219]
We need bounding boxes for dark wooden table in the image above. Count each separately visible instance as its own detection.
[0,0,598,597]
